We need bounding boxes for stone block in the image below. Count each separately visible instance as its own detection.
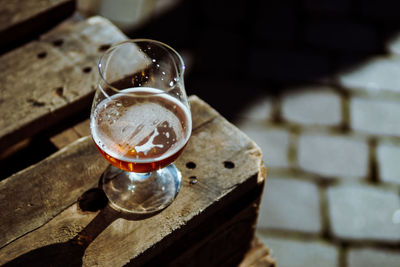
[235,96,273,122]
[338,56,400,94]
[238,124,290,169]
[335,53,373,74]
[257,176,322,233]
[258,235,339,267]
[350,97,400,137]
[281,86,342,126]
[327,183,400,241]
[387,33,400,54]
[347,247,400,267]
[377,142,400,184]
[298,133,368,179]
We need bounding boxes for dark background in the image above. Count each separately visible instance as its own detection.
[128,0,400,121]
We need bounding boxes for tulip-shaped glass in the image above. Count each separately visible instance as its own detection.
[90,39,191,214]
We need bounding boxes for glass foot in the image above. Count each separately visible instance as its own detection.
[101,164,182,214]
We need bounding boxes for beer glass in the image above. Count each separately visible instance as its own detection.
[90,39,191,214]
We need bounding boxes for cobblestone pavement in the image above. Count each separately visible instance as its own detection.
[234,37,400,267]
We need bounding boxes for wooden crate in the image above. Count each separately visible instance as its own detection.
[0,3,275,265]
[0,96,273,266]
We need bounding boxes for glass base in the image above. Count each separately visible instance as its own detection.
[101,164,182,214]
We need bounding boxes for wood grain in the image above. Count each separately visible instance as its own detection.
[0,16,126,152]
[0,0,75,53]
[0,137,108,249]
[0,96,265,266]
[50,119,90,149]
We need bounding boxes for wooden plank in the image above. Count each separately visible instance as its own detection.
[0,96,266,266]
[50,119,90,149]
[73,118,91,137]
[142,190,264,267]
[0,137,108,249]
[0,16,126,152]
[48,127,82,149]
[0,138,31,161]
[0,0,75,53]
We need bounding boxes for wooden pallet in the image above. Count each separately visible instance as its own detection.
[0,2,275,266]
[0,15,126,152]
[0,0,75,53]
[0,96,274,266]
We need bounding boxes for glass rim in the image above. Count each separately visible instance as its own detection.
[97,38,186,95]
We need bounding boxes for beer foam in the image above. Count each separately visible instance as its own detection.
[135,127,164,155]
[91,87,191,163]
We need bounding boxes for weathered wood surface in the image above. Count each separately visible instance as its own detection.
[0,96,266,266]
[48,111,276,266]
[50,118,91,149]
[0,16,126,152]
[0,0,75,53]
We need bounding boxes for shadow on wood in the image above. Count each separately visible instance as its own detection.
[3,187,163,267]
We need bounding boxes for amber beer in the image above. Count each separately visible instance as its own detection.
[91,87,192,173]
